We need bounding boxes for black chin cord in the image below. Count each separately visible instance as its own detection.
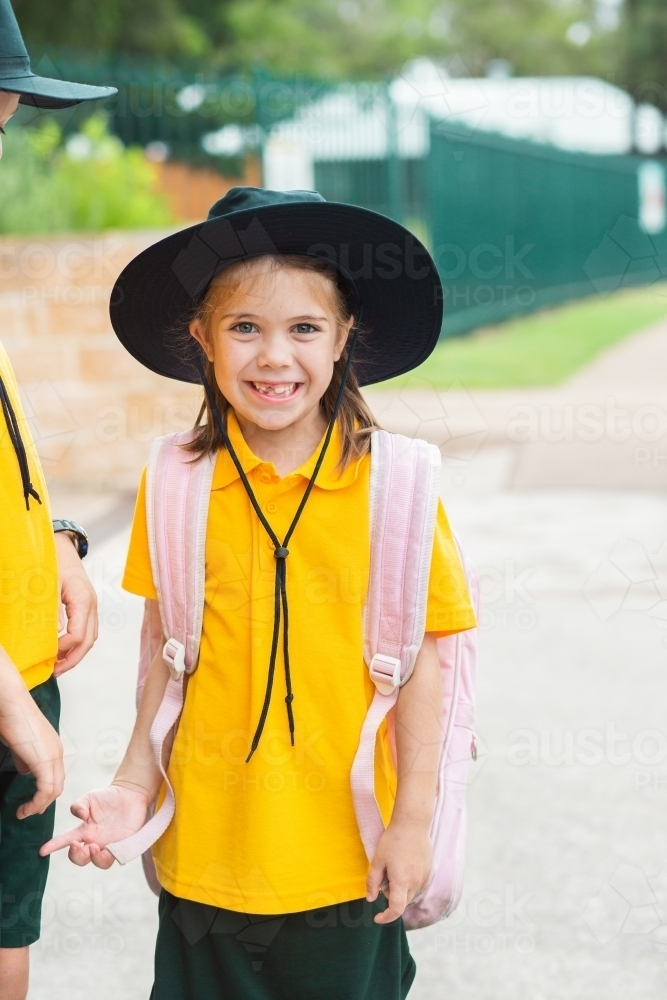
[0,377,41,511]
[203,328,360,761]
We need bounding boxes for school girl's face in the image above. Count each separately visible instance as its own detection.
[190,264,352,433]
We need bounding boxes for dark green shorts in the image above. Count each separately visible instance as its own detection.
[151,889,416,1000]
[0,675,60,949]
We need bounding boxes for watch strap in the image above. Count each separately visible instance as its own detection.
[52,518,89,559]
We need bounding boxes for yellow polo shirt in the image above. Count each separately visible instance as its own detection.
[122,412,476,914]
[0,343,58,690]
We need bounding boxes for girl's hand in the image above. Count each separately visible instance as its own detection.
[39,784,150,868]
[6,711,64,819]
[366,819,433,924]
[0,650,65,818]
[54,531,98,676]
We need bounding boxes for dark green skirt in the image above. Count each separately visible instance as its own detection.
[151,890,416,1000]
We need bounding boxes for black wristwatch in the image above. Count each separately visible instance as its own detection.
[52,519,89,559]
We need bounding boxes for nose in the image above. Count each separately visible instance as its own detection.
[257,329,293,369]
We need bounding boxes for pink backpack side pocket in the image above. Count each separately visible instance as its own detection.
[407,546,479,928]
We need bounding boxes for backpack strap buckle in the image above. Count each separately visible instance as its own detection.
[369,654,402,696]
[163,637,186,681]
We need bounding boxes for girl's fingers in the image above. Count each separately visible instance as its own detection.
[68,842,92,866]
[16,794,45,820]
[18,778,58,819]
[20,757,66,819]
[70,798,91,822]
[374,882,409,924]
[89,844,115,869]
[39,825,86,856]
[366,861,385,902]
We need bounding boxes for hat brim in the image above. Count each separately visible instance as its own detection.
[0,75,116,109]
[109,202,443,387]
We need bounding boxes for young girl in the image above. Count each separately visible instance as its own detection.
[42,188,477,1000]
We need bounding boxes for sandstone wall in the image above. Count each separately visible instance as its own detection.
[0,231,201,490]
[154,158,262,222]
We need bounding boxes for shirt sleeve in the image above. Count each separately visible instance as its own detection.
[122,467,158,600]
[425,499,477,636]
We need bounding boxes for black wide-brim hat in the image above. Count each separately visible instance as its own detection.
[110,187,443,387]
[0,0,117,109]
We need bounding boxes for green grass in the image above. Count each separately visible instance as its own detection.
[385,284,667,389]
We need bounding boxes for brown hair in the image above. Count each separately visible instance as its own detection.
[184,254,378,469]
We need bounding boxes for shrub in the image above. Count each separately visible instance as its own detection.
[0,115,174,233]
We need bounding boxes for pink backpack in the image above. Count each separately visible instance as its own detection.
[109,428,479,930]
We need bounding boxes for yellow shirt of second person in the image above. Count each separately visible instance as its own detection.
[0,343,58,689]
[123,413,477,914]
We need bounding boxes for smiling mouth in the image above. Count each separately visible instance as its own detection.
[248,381,301,399]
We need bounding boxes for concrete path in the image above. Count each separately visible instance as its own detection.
[27,320,667,998]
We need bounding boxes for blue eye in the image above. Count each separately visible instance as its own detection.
[236,323,255,334]
[294,323,315,333]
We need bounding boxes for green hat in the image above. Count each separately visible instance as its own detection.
[0,0,117,109]
[110,187,444,387]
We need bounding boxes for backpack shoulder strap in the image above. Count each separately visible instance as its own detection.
[351,429,441,861]
[109,431,214,866]
[146,429,215,676]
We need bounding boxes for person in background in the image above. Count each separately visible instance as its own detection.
[0,3,116,997]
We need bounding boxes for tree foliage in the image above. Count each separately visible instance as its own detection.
[9,0,665,98]
[621,0,667,103]
[11,0,219,58]
[220,0,609,79]
[10,0,606,72]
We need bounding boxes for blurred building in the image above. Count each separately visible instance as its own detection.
[263,59,667,190]
[259,59,667,339]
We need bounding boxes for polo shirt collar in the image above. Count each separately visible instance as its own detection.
[211,410,363,491]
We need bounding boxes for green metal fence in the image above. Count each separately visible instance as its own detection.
[21,56,667,337]
[313,119,667,337]
[23,50,332,172]
[426,122,667,336]
[314,157,426,224]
